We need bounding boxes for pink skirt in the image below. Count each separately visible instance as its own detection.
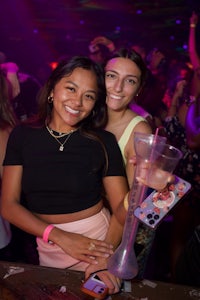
[36,207,110,271]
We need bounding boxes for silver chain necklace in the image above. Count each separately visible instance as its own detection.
[46,123,75,138]
[46,125,77,151]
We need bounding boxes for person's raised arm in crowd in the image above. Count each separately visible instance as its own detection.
[186,12,200,150]
[0,62,20,99]
[166,79,189,127]
[88,36,116,65]
[188,11,200,70]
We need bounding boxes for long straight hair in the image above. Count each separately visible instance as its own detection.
[0,69,17,129]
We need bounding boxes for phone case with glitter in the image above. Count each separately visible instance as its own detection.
[134,176,191,229]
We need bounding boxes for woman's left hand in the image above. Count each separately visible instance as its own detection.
[85,257,122,295]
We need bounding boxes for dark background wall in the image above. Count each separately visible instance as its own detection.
[1,0,199,76]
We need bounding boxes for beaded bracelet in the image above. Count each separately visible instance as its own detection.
[43,224,54,243]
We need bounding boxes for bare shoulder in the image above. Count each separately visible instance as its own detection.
[133,118,152,134]
[127,109,152,132]
[125,117,152,154]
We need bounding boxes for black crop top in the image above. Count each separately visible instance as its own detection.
[3,125,126,214]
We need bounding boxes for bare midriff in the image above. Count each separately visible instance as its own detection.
[34,200,104,224]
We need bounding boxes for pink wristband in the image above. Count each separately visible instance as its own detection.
[43,224,54,243]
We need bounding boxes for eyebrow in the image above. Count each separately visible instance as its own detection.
[106,70,139,80]
[64,79,97,94]
[64,79,77,87]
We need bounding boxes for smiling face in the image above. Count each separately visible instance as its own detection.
[50,67,98,130]
[105,57,142,111]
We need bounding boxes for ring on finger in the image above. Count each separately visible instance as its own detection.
[88,242,96,251]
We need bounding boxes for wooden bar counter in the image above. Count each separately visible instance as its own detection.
[0,261,199,299]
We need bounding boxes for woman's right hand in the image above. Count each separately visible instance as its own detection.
[90,36,115,52]
[52,229,114,265]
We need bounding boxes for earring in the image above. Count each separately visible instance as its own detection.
[48,96,53,103]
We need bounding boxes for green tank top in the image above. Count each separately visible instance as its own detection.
[118,116,146,164]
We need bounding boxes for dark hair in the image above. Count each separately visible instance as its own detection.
[0,69,17,129]
[106,48,147,88]
[33,56,107,130]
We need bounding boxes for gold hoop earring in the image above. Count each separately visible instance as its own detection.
[48,96,53,103]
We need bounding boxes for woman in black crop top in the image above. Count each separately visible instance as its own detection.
[1,56,129,295]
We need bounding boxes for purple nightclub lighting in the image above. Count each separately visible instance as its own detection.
[136,9,142,14]
[176,19,181,25]
[183,43,188,50]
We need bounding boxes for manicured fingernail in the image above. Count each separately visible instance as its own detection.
[104,254,110,258]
